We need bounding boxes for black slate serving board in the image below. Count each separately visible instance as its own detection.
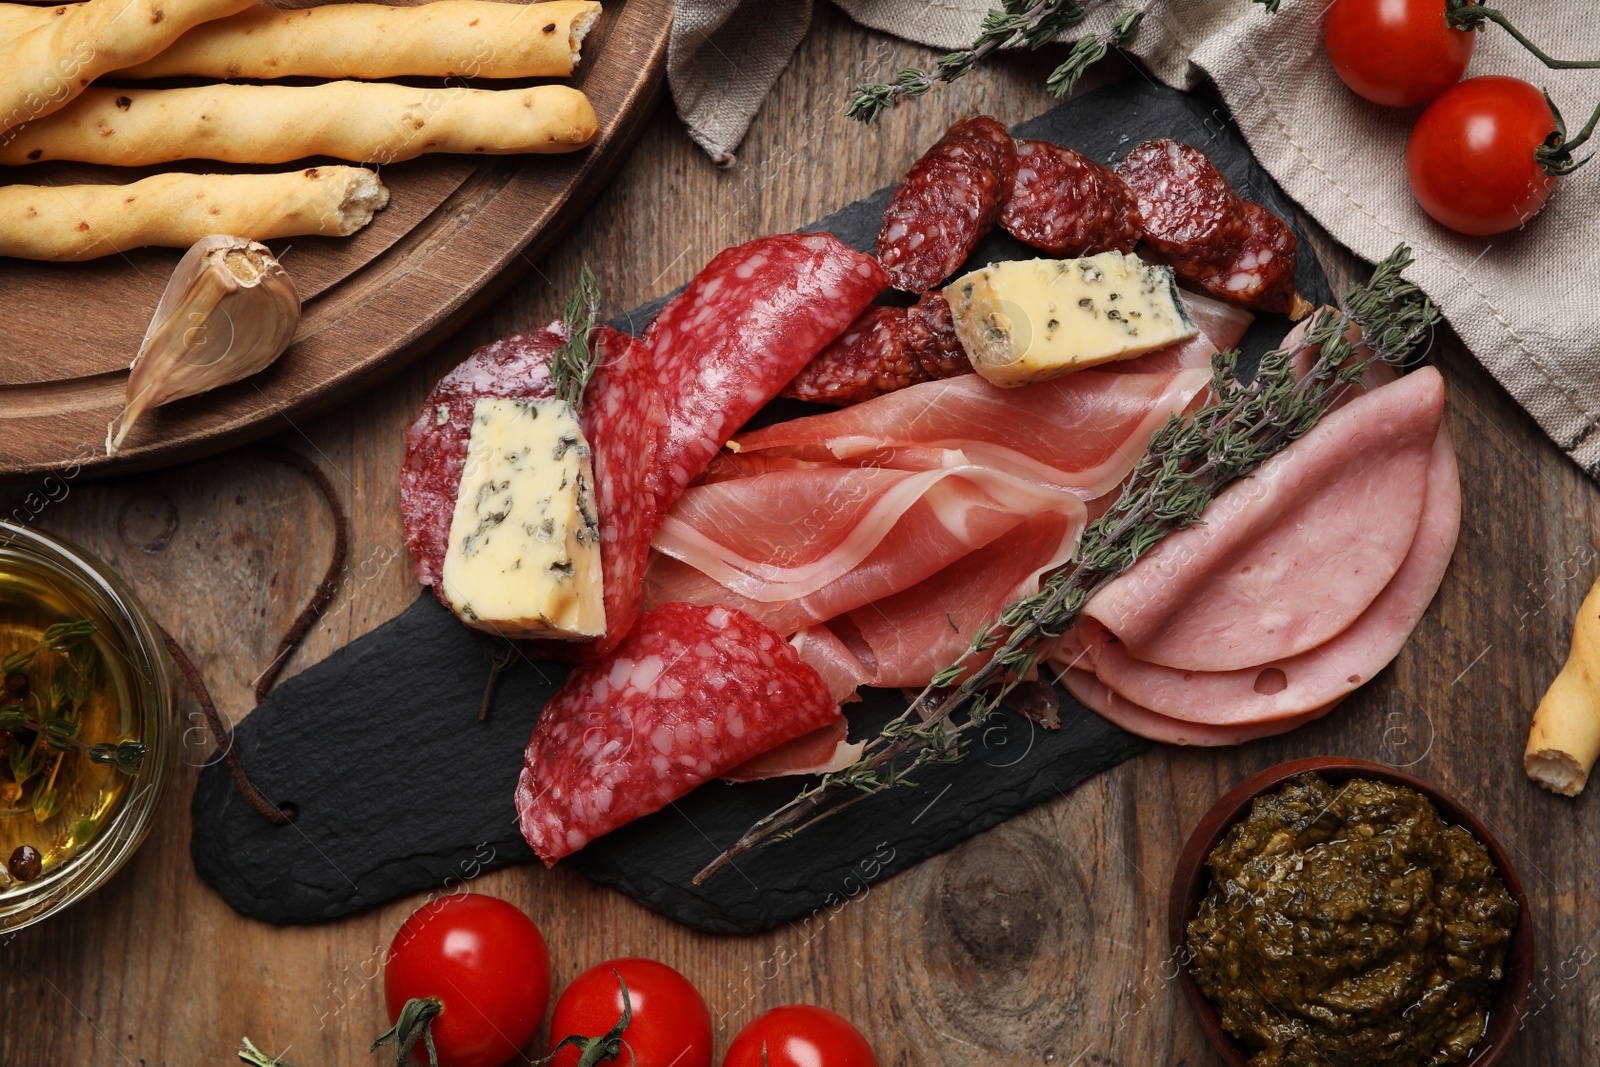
[191,80,1335,934]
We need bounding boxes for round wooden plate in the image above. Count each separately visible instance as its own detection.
[0,0,670,479]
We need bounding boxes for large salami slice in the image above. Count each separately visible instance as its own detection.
[781,299,973,407]
[398,324,664,658]
[1115,138,1308,316]
[515,602,842,865]
[876,116,1018,292]
[399,326,561,590]
[1000,140,1142,257]
[644,232,887,510]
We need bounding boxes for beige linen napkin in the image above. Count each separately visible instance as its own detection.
[675,1,1600,475]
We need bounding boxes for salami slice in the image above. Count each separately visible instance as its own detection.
[644,232,887,509]
[515,602,842,864]
[782,299,973,407]
[398,324,664,659]
[1116,138,1308,316]
[876,116,1018,292]
[906,291,969,378]
[399,326,561,590]
[1000,140,1142,257]
[1212,201,1311,318]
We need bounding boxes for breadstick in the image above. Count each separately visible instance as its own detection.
[0,167,390,261]
[0,0,257,138]
[1526,575,1600,795]
[117,0,603,80]
[0,82,599,167]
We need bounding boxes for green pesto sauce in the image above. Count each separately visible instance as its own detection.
[1187,774,1519,1067]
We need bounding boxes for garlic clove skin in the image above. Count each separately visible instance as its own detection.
[107,235,301,455]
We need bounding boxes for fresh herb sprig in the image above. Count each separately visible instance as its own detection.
[694,245,1438,885]
[548,263,602,410]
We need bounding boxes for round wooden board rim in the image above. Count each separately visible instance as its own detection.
[0,0,672,482]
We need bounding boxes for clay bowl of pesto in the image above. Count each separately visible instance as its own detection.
[1167,757,1534,1067]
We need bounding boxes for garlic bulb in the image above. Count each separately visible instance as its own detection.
[107,235,300,455]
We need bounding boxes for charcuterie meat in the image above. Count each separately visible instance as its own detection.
[514,602,841,864]
[1115,138,1308,316]
[876,116,1018,292]
[1000,139,1141,257]
[782,298,973,407]
[399,325,561,591]
[1058,666,1338,747]
[644,232,888,510]
[1083,367,1446,672]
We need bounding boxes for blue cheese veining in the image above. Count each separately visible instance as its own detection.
[943,252,1199,387]
[439,396,606,640]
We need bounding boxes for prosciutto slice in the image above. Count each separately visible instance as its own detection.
[1063,427,1459,724]
[1083,367,1446,671]
[730,368,1212,499]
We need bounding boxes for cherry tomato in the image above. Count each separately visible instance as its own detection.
[381,894,551,1067]
[1407,75,1559,236]
[548,958,712,1067]
[1325,0,1474,107]
[723,1006,878,1067]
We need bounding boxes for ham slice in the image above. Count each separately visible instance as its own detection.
[1083,367,1446,671]
[1058,666,1338,746]
[721,720,864,782]
[730,369,1212,499]
[1065,426,1459,724]
[789,626,872,704]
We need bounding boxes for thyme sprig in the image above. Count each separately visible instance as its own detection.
[694,246,1437,885]
[548,263,601,410]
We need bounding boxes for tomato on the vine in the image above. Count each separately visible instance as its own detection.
[723,1005,878,1067]
[548,958,713,1067]
[1324,0,1474,107]
[377,894,552,1067]
[1407,75,1559,236]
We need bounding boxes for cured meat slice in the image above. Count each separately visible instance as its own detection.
[644,232,888,512]
[781,301,972,407]
[877,116,1018,292]
[515,602,841,864]
[400,326,561,590]
[790,626,872,704]
[1083,367,1446,672]
[1176,289,1254,352]
[721,720,864,782]
[846,509,1084,688]
[1058,666,1336,746]
[733,368,1212,499]
[1116,139,1307,315]
[1000,140,1141,256]
[1116,139,1250,272]
[398,325,664,659]
[907,292,967,377]
[1068,426,1459,724]
[646,460,1080,634]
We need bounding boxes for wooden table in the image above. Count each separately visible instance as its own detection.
[6,8,1599,1065]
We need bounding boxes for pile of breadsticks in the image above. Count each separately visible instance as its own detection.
[0,0,601,260]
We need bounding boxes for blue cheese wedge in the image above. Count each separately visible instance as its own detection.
[944,252,1199,387]
[439,396,605,640]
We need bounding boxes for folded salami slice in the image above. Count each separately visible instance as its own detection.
[398,324,664,658]
[515,602,842,865]
[643,232,888,511]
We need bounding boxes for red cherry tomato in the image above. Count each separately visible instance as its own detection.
[1324,0,1474,107]
[381,894,551,1067]
[723,1006,878,1067]
[548,958,713,1067]
[1407,75,1559,236]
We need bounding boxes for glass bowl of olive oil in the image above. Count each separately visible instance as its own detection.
[0,521,178,931]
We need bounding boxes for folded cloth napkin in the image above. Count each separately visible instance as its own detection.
[673,1,1600,478]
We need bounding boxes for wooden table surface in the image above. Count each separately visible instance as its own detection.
[6,7,1600,1065]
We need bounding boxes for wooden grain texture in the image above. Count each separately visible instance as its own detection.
[4,7,1600,1065]
[0,0,670,478]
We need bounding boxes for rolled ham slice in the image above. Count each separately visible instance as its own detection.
[1064,426,1459,724]
[1082,367,1446,671]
